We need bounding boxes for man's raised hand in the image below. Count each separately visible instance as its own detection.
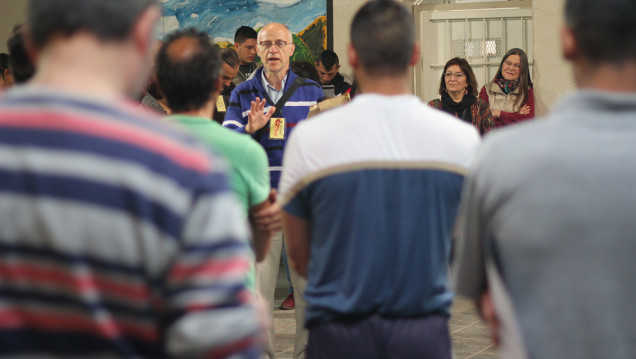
[245,97,276,134]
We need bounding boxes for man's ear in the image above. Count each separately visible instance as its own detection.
[132,5,160,58]
[409,42,420,67]
[336,64,341,72]
[347,43,358,70]
[22,26,39,67]
[561,25,578,61]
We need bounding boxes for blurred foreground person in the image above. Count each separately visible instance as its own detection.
[157,27,276,277]
[280,1,480,358]
[0,0,260,357]
[454,0,636,358]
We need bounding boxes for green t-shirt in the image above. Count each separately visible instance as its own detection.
[167,115,270,211]
[165,115,270,289]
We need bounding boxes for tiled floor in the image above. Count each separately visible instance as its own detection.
[270,267,501,359]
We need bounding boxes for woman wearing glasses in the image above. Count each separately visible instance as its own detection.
[428,57,494,135]
[480,48,534,127]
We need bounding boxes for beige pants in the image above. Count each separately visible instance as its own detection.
[256,232,307,359]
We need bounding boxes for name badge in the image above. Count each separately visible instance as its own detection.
[216,95,226,112]
[269,117,285,139]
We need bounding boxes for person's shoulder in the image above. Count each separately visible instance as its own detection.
[427,98,441,108]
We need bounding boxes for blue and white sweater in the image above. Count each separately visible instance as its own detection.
[223,67,324,189]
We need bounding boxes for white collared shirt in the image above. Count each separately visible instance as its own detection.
[261,70,287,104]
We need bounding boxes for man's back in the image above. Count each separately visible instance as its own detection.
[454,90,636,359]
[0,88,258,358]
[280,94,480,326]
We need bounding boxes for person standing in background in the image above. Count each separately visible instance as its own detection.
[480,48,534,127]
[429,57,494,135]
[233,26,259,85]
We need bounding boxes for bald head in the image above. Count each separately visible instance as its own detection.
[258,23,292,43]
[256,23,295,75]
[156,28,222,113]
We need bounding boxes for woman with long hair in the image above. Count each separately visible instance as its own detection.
[480,48,534,127]
[428,57,494,135]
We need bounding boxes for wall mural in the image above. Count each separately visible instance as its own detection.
[160,0,332,63]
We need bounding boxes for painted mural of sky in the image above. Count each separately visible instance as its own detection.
[161,0,326,42]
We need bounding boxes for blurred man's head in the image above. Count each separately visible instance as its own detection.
[562,0,636,67]
[7,24,35,84]
[256,23,295,76]
[156,28,223,114]
[234,26,257,66]
[0,53,14,89]
[316,50,340,85]
[27,0,160,95]
[349,0,417,77]
[220,48,239,91]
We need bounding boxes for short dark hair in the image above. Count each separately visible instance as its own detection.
[157,28,223,113]
[7,24,35,83]
[0,53,9,77]
[221,48,239,68]
[317,50,339,69]
[350,0,414,76]
[565,0,636,64]
[291,61,320,83]
[234,26,257,44]
[438,57,478,97]
[27,0,157,49]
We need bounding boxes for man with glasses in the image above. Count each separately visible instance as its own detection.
[223,22,324,359]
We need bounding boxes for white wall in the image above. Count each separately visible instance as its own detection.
[531,0,574,116]
[0,0,28,53]
[332,0,369,79]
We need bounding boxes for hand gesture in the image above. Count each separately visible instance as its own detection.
[245,97,276,134]
[519,105,531,115]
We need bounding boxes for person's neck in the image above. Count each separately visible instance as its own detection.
[264,66,288,91]
[355,70,411,96]
[176,98,217,119]
[574,61,636,93]
[240,61,252,67]
[30,34,136,100]
[448,90,465,102]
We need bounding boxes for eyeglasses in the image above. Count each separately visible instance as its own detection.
[258,40,291,50]
[444,72,464,79]
[504,60,521,69]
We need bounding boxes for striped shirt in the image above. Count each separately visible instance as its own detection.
[0,87,260,358]
[222,67,324,189]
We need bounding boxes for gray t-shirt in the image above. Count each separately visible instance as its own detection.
[453,90,636,359]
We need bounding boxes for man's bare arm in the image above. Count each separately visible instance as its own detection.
[282,212,311,278]
[249,189,280,261]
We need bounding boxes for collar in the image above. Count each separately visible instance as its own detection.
[261,69,288,94]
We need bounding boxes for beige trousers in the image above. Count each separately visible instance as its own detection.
[256,232,307,359]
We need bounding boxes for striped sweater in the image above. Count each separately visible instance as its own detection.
[222,67,324,189]
[0,87,260,359]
